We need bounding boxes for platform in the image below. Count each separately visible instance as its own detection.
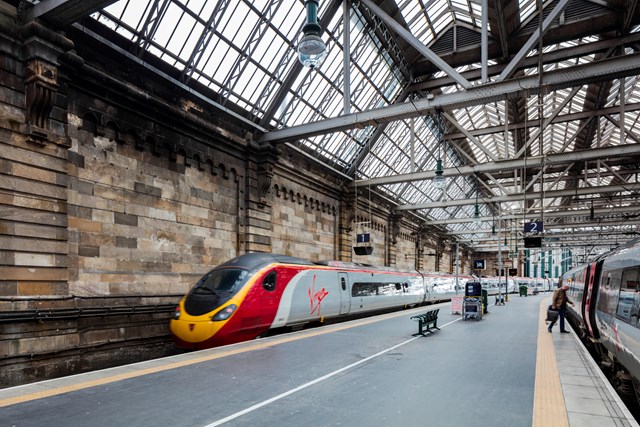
[0,295,637,427]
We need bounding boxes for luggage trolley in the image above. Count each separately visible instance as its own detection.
[463,281,483,321]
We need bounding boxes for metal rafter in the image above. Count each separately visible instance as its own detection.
[257,53,640,144]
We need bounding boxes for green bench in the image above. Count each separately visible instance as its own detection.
[410,309,440,336]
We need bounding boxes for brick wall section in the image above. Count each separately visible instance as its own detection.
[66,116,241,296]
[271,180,337,261]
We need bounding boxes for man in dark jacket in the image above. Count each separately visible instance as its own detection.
[549,284,574,333]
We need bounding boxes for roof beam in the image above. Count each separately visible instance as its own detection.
[257,53,640,144]
[358,0,471,89]
[410,32,640,92]
[497,0,571,81]
[395,183,640,210]
[24,0,119,27]
[357,143,640,186]
[428,204,640,226]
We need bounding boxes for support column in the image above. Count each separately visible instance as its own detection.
[337,186,355,261]
[243,141,277,253]
[388,212,403,267]
[0,21,73,297]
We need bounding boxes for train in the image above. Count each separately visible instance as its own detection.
[561,237,640,404]
[169,252,518,350]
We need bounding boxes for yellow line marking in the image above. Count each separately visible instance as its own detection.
[532,299,569,427]
[0,304,443,408]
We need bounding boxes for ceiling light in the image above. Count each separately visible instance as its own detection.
[473,204,481,225]
[298,0,327,69]
[432,159,445,189]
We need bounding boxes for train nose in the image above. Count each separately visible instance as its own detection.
[170,318,217,345]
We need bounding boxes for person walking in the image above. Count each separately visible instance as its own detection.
[549,284,574,333]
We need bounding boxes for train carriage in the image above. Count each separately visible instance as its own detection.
[562,238,640,404]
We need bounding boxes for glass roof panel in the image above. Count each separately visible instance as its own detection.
[86,0,637,250]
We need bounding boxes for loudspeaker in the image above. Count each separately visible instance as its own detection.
[353,246,373,255]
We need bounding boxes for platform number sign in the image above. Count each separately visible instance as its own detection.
[524,221,543,233]
[356,233,371,243]
[473,260,486,270]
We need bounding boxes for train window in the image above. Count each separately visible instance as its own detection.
[262,271,277,292]
[616,267,640,325]
[192,268,249,294]
[341,277,346,291]
[352,282,406,296]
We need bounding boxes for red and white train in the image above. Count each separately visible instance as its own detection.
[170,253,480,349]
[562,237,640,403]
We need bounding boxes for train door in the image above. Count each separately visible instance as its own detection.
[585,261,602,338]
[338,273,351,315]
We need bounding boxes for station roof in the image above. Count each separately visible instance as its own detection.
[20,0,640,257]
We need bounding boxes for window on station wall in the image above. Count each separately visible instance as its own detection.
[616,267,640,327]
[262,271,277,292]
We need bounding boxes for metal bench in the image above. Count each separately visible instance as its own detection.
[410,309,440,336]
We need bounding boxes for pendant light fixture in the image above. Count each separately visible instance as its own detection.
[298,0,327,69]
[432,112,446,189]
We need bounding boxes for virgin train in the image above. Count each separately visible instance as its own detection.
[170,253,514,350]
[561,237,640,403]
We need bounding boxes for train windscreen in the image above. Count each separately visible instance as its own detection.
[192,268,249,294]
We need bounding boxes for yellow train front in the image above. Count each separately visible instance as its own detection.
[170,253,315,349]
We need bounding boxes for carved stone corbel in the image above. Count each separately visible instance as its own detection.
[20,21,74,146]
[257,161,274,205]
[390,212,404,245]
[256,142,278,207]
[24,60,57,144]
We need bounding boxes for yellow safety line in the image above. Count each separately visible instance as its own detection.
[532,299,569,427]
[0,305,434,408]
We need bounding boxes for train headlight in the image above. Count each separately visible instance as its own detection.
[212,304,237,321]
[173,306,181,320]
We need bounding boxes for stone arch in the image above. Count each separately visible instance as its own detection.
[82,112,98,135]
[161,142,175,161]
[123,129,139,147]
[229,168,239,183]
[218,163,229,179]
[193,154,204,171]
[176,147,188,166]
[104,121,119,142]
[141,135,154,151]
[205,158,217,175]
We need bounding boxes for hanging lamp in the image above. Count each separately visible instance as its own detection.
[298,0,327,69]
[472,176,481,225]
[432,113,446,189]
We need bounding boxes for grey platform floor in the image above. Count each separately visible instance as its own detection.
[0,294,637,427]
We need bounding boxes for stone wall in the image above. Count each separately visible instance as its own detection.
[66,112,242,297]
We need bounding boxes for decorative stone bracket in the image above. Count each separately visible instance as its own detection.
[256,143,278,207]
[24,59,58,143]
[20,21,75,145]
[390,212,404,245]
